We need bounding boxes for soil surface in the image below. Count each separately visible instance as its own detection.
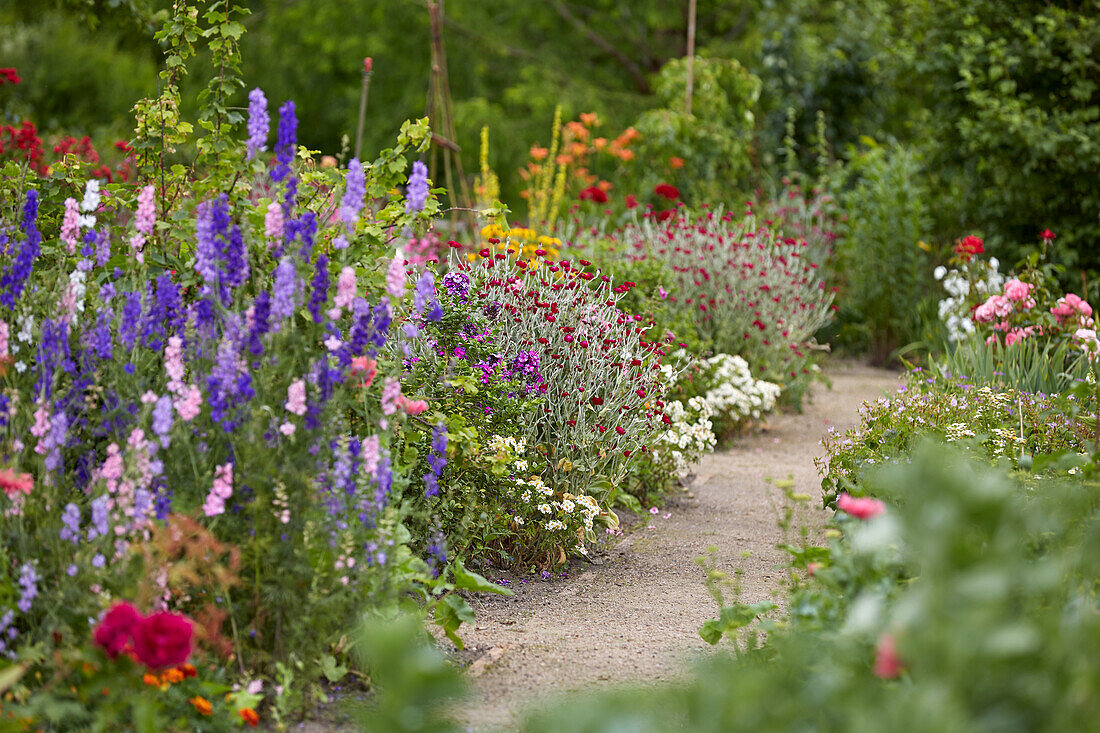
[451,361,901,730]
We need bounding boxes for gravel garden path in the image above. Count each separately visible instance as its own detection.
[453,361,901,730]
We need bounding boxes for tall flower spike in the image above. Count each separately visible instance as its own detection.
[340,158,366,231]
[271,101,298,182]
[405,161,429,215]
[245,88,269,161]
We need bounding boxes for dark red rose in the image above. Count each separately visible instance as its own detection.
[93,602,143,658]
[654,183,680,200]
[954,235,984,261]
[133,611,193,669]
[578,186,609,204]
[656,209,675,222]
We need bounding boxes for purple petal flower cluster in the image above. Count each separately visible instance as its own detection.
[246,87,269,161]
[247,291,272,357]
[413,271,444,322]
[440,271,470,301]
[426,526,447,576]
[308,255,329,324]
[271,256,300,326]
[340,158,366,230]
[205,316,254,432]
[152,395,174,445]
[16,563,37,614]
[404,161,430,215]
[271,100,298,182]
[60,503,81,544]
[423,423,448,498]
[0,191,41,308]
[37,319,73,399]
[87,495,110,541]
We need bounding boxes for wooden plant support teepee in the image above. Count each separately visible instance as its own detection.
[425,0,476,235]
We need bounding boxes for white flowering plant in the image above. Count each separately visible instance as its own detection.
[661,350,782,440]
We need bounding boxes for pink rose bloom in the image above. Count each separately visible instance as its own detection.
[1003,278,1033,302]
[836,492,885,520]
[0,468,32,498]
[133,611,193,669]
[873,633,903,679]
[400,398,429,416]
[1053,293,1094,326]
[93,602,144,658]
[1004,328,1030,346]
[974,294,1012,324]
[1074,328,1099,359]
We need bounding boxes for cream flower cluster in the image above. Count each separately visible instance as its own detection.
[934,259,1004,342]
[656,396,717,474]
[702,353,781,423]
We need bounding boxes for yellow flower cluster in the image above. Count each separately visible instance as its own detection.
[477,223,562,265]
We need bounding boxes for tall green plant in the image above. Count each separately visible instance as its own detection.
[835,142,931,363]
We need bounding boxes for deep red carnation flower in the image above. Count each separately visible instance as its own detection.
[656,209,674,222]
[1040,228,1056,242]
[955,235,984,261]
[654,183,679,200]
[590,397,604,406]
[578,186,609,204]
[93,602,143,658]
[0,68,21,85]
[133,611,194,669]
[625,194,638,209]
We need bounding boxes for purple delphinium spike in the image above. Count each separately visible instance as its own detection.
[0,191,41,308]
[405,161,429,215]
[271,101,298,182]
[246,88,269,161]
[340,159,366,231]
[308,255,329,324]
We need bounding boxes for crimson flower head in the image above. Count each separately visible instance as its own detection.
[625,194,638,209]
[0,468,33,498]
[578,186,608,204]
[955,235,984,261]
[363,57,373,73]
[1040,228,1056,242]
[836,492,885,520]
[873,633,903,679]
[590,396,604,406]
[133,611,194,669]
[0,68,21,85]
[94,603,144,658]
[654,183,680,200]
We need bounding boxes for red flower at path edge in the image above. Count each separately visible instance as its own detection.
[836,492,886,520]
[0,68,20,85]
[873,633,903,679]
[654,183,680,200]
[0,468,33,498]
[133,611,194,669]
[955,235,984,262]
[578,186,608,204]
[93,603,143,658]
[656,209,675,222]
[1040,228,1056,242]
[625,194,638,209]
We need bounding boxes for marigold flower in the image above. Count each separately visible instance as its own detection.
[669,156,684,169]
[189,696,213,716]
[161,667,185,684]
[240,708,260,727]
[142,673,160,687]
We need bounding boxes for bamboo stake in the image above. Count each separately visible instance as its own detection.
[354,57,373,161]
[685,0,697,115]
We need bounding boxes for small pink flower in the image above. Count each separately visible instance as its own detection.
[399,397,429,416]
[264,202,284,242]
[873,632,903,679]
[284,379,307,416]
[0,469,33,498]
[649,506,660,515]
[836,492,885,520]
[1002,278,1032,303]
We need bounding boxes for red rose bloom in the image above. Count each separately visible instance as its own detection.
[656,209,674,222]
[1040,228,1056,241]
[654,183,680,200]
[93,602,143,658]
[0,68,21,85]
[955,235,984,261]
[578,186,609,204]
[133,611,193,669]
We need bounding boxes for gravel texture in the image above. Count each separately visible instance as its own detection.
[450,361,902,730]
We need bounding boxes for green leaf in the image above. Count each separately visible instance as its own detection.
[320,654,348,683]
[699,619,723,645]
[435,594,476,648]
[453,558,513,595]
